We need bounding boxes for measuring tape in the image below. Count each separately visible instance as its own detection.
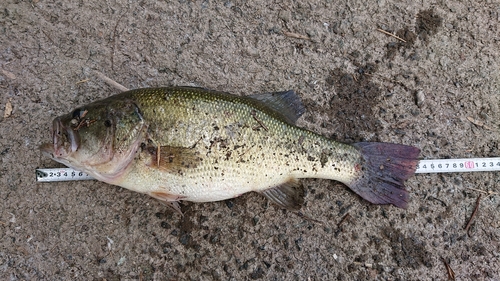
[36,168,94,182]
[415,158,500,173]
[36,157,500,182]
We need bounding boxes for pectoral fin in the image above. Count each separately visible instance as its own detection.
[147,145,202,172]
[260,178,305,211]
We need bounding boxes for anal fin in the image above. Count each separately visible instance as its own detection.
[260,178,305,211]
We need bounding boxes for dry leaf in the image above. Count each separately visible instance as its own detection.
[0,69,16,80]
[467,116,492,130]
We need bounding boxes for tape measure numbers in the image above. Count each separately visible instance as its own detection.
[36,168,94,182]
[415,158,500,173]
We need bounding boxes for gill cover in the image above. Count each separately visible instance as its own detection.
[47,97,146,183]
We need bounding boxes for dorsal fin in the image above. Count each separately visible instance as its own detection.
[170,86,306,124]
[248,90,305,124]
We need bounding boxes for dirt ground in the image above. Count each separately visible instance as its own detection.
[1,0,499,280]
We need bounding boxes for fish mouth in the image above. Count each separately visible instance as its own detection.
[40,117,80,159]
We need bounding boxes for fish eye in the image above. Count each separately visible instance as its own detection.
[72,108,83,118]
[70,108,90,129]
[104,120,112,127]
[72,108,88,119]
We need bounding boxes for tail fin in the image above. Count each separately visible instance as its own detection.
[349,142,420,209]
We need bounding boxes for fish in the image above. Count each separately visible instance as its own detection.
[40,86,420,212]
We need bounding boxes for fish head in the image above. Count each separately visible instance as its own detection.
[41,98,146,182]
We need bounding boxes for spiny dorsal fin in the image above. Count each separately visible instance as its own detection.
[248,90,305,124]
[260,178,305,210]
[169,87,305,125]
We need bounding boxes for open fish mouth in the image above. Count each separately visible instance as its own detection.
[40,117,80,160]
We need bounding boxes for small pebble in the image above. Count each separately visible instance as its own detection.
[4,99,13,118]
[415,91,425,108]
[117,256,126,266]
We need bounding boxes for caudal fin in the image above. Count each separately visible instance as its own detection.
[349,142,420,209]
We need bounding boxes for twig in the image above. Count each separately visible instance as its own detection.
[294,212,324,224]
[41,29,56,46]
[465,187,489,194]
[157,146,161,167]
[376,28,407,43]
[238,144,255,158]
[94,70,129,92]
[337,213,351,227]
[75,79,90,85]
[465,187,498,200]
[429,196,447,207]
[111,12,127,70]
[364,72,410,91]
[251,110,268,131]
[441,257,456,280]
[283,31,310,40]
[464,194,481,236]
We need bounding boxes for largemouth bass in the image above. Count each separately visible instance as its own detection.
[41,87,420,211]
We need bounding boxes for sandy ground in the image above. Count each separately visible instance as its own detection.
[1,0,499,280]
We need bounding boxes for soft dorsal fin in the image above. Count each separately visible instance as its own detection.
[260,178,305,210]
[248,90,305,124]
